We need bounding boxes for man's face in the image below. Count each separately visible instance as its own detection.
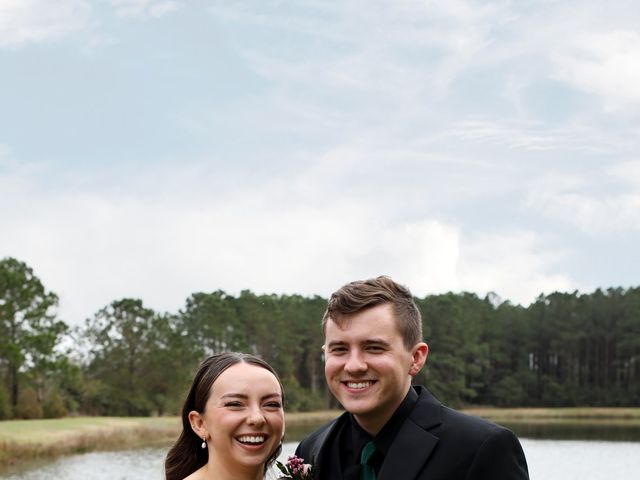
[323,303,427,434]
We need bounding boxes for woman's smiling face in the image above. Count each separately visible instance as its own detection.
[197,362,284,475]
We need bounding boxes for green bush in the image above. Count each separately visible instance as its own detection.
[0,384,11,419]
[282,375,325,412]
[14,387,43,419]
[80,379,110,415]
[43,389,68,418]
[492,376,526,407]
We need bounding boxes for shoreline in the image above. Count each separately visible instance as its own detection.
[0,412,342,472]
[0,417,179,473]
[1,408,639,472]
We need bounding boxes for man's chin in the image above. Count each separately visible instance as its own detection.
[339,398,376,416]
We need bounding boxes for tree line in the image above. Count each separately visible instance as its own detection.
[1,257,639,419]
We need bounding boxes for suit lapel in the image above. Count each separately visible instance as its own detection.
[377,421,439,480]
[377,387,443,480]
[313,413,348,480]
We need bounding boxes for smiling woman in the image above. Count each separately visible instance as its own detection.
[164,353,285,480]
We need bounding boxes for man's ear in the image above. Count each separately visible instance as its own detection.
[188,410,206,439]
[409,342,429,376]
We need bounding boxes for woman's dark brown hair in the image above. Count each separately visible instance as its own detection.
[164,352,285,480]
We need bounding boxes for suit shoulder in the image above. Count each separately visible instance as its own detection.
[443,409,529,478]
[295,415,343,459]
[440,406,521,444]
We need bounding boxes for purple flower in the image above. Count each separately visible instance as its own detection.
[276,455,314,479]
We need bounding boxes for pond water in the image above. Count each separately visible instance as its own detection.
[3,425,640,479]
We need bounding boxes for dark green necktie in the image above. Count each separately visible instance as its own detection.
[360,441,377,480]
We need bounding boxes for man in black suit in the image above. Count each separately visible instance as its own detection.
[296,276,529,480]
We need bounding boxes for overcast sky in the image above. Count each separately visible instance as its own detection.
[1,0,639,326]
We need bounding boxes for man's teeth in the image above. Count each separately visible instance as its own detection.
[347,381,372,389]
[237,435,265,444]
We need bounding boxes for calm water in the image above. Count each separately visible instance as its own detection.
[3,425,640,479]
[3,439,640,480]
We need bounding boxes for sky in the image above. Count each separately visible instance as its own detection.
[1,0,639,326]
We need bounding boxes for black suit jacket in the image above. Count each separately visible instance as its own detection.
[296,386,529,480]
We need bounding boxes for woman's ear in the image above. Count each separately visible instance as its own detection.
[188,410,206,439]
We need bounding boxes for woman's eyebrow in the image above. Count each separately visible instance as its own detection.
[220,393,248,399]
[219,392,282,400]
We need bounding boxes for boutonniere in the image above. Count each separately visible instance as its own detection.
[276,454,314,479]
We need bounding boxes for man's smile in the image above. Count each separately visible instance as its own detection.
[343,380,377,391]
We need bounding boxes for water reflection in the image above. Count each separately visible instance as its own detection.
[522,438,640,480]
[0,447,164,480]
[3,440,640,480]
[3,421,640,480]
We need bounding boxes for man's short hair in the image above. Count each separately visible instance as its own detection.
[322,276,423,350]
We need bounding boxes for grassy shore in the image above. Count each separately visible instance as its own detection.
[0,416,180,471]
[462,407,640,426]
[1,408,638,471]
[0,412,341,472]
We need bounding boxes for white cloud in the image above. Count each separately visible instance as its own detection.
[218,0,504,104]
[211,0,640,158]
[552,30,640,106]
[609,160,640,188]
[444,118,635,159]
[344,220,463,297]
[109,0,183,18]
[526,169,640,235]
[148,1,181,17]
[458,230,576,305]
[3,0,638,323]
[0,0,90,48]
[449,120,568,152]
[1,155,579,324]
[0,144,11,165]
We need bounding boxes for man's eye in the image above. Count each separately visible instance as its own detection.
[367,345,385,352]
[330,347,347,354]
